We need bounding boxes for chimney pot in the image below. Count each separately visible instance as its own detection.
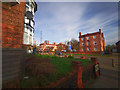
[79,32,81,36]
[99,29,101,33]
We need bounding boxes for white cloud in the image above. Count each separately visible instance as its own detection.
[34,2,118,45]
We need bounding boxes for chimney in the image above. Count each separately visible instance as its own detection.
[79,32,81,36]
[99,29,101,33]
[102,33,103,37]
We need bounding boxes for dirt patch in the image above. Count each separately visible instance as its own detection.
[26,57,56,78]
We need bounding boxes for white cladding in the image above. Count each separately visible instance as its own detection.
[23,0,36,45]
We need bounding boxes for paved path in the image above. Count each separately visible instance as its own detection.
[74,55,119,88]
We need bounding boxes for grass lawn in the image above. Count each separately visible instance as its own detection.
[21,54,91,88]
[64,53,110,57]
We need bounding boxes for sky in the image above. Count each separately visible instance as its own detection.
[34,2,118,46]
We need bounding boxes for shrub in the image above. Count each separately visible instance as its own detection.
[68,55,74,58]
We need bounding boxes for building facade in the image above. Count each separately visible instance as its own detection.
[2,1,26,88]
[79,29,106,54]
[23,0,37,46]
[39,40,66,52]
[2,1,25,48]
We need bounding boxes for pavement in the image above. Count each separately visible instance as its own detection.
[74,55,119,88]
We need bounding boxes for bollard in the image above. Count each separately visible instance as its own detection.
[72,61,83,88]
[91,57,100,78]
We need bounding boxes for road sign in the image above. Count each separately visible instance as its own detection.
[69,45,71,50]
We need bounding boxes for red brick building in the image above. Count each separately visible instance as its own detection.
[79,29,106,54]
[1,1,26,88]
[56,42,66,51]
[2,1,25,48]
[39,40,66,52]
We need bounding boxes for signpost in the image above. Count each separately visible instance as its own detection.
[69,45,71,50]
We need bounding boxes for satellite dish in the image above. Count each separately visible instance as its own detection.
[25,11,33,19]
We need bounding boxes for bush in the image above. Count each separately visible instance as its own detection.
[68,55,74,58]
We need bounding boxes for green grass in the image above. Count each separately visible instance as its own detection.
[65,53,110,57]
[21,54,91,88]
[20,72,40,88]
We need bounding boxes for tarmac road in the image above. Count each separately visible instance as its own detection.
[74,55,119,88]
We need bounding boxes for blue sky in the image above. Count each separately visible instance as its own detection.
[34,2,118,45]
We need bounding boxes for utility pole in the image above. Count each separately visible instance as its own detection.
[40,30,42,44]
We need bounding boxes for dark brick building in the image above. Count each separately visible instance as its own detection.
[79,29,106,54]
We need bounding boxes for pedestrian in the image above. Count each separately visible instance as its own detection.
[33,47,36,55]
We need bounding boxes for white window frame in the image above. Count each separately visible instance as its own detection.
[30,20,34,27]
[25,18,29,24]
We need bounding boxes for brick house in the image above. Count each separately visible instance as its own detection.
[2,1,26,88]
[79,29,106,54]
[39,40,66,52]
[2,1,25,48]
[56,42,66,51]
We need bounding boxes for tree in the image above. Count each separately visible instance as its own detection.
[64,38,79,52]
[106,44,116,52]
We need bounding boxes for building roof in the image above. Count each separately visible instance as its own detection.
[116,40,120,45]
[80,32,100,38]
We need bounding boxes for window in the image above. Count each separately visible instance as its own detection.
[25,18,29,24]
[30,20,34,27]
[25,6,29,12]
[87,47,90,51]
[94,47,97,51]
[82,48,85,51]
[87,36,89,40]
[26,2,29,6]
[82,38,84,41]
[93,35,96,39]
[82,43,84,46]
[87,41,90,46]
[30,5,34,12]
[94,41,97,45]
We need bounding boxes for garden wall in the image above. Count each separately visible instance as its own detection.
[46,57,99,88]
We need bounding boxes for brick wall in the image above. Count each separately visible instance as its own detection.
[2,2,25,48]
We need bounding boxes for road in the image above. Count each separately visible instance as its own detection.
[74,55,119,88]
